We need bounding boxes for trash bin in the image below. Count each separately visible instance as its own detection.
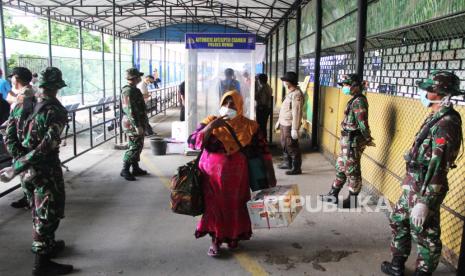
[150,137,167,155]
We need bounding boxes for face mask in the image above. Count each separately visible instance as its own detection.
[419,90,441,107]
[342,86,351,95]
[219,106,238,119]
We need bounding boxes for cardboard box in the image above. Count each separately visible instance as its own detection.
[166,141,186,154]
[247,184,302,229]
[171,121,187,142]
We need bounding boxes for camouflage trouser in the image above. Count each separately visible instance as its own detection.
[123,135,144,163]
[332,135,365,193]
[389,189,444,273]
[22,164,65,254]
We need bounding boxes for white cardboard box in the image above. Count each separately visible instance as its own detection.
[166,141,186,154]
[247,184,302,229]
[171,121,187,143]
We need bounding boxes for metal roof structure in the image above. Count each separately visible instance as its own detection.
[3,0,306,40]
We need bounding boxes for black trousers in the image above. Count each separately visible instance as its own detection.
[256,106,270,138]
[280,124,302,169]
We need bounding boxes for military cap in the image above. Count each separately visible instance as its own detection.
[126,68,144,80]
[416,70,464,96]
[38,67,67,90]
[337,74,361,86]
[8,67,33,84]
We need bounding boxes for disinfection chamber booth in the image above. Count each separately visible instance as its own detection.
[184,33,257,140]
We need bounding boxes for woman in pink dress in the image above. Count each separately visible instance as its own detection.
[188,90,276,257]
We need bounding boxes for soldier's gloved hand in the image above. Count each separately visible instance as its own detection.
[0,167,16,183]
[411,202,428,228]
[136,126,144,136]
[275,121,280,131]
[291,129,299,140]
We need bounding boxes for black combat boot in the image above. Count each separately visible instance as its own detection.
[320,187,341,204]
[412,270,432,276]
[278,155,291,170]
[47,240,65,258]
[132,162,148,176]
[10,195,29,209]
[342,191,359,208]
[32,253,73,276]
[381,256,407,276]
[120,162,136,181]
[285,157,302,175]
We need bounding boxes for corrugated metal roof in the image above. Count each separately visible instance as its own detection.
[4,0,299,39]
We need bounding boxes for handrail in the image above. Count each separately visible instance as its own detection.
[0,85,179,199]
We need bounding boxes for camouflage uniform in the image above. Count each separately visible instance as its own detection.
[5,78,68,255]
[382,70,464,276]
[321,74,374,208]
[121,84,147,163]
[389,105,462,273]
[332,93,372,193]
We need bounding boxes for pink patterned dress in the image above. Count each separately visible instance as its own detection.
[188,124,271,244]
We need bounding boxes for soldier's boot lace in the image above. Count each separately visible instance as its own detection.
[342,191,359,209]
[32,253,73,276]
[320,187,341,204]
[381,256,406,276]
[285,158,302,175]
[412,270,432,276]
[120,162,136,181]
[132,162,148,176]
[10,195,29,209]
[47,240,65,258]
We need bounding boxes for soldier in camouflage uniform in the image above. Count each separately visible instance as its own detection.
[0,67,73,275]
[320,74,375,208]
[6,67,36,210]
[381,71,464,276]
[120,68,149,181]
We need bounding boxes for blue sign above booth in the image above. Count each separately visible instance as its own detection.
[185,33,256,50]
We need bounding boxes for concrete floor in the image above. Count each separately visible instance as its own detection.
[0,109,455,276]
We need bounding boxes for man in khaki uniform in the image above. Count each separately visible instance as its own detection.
[275,72,304,175]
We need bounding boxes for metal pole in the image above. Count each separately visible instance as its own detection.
[295,6,302,79]
[119,37,122,91]
[283,20,288,74]
[47,9,52,66]
[355,0,368,78]
[274,30,279,101]
[264,40,268,74]
[164,6,167,89]
[101,31,106,99]
[112,0,120,144]
[311,0,322,151]
[269,35,273,87]
[78,22,84,105]
[0,1,8,76]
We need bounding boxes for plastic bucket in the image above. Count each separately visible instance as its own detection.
[150,138,167,155]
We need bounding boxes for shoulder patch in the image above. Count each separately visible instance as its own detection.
[436,137,446,145]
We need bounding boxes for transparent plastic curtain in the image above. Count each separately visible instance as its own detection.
[186,49,256,136]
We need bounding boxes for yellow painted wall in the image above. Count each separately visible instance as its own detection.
[318,86,465,266]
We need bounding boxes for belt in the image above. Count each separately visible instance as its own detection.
[341,129,361,137]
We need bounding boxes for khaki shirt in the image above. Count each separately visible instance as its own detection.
[278,87,304,130]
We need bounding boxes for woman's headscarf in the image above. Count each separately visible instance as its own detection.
[202,90,258,155]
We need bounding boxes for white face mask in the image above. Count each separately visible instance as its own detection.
[219,106,238,119]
